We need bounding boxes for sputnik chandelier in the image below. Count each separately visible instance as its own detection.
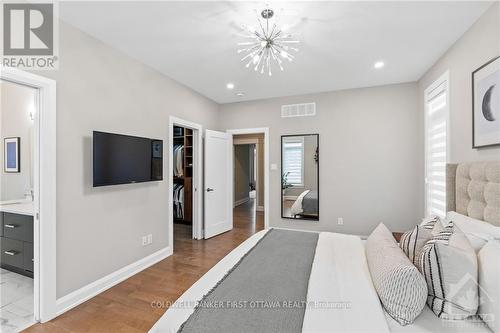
[237,6,299,76]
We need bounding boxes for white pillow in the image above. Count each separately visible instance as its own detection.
[446,211,500,252]
[419,223,479,320]
[478,240,500,333]
[366,223,428,325]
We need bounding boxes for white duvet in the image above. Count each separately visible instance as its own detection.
[290,190,310,216]
[302,232,390,332]
[149,229,491,333]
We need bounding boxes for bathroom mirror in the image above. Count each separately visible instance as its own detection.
[281,134,319,221]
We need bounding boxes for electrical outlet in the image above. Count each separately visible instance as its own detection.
[147,234,153,245]
[337,217,344,225]
[142,236,148,246]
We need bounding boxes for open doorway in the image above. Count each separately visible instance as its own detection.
[1,68,57,324]
[231,133,266,232]
[168,117,202,253]
[0,80,37,331]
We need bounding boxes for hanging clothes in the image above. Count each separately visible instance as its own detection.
[173,145,184,177]
[173,183,185,219]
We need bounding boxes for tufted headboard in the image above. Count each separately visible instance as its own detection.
[446,162,500,226]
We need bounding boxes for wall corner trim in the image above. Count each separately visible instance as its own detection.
[55,246,172,317]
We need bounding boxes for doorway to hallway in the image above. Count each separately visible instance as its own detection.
[232,133,265,231]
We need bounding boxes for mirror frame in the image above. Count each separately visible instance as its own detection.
[280,134,319,221]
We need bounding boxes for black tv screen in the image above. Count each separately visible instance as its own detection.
[93,131,163,187]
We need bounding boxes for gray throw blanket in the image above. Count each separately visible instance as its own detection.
[179,229,319,333]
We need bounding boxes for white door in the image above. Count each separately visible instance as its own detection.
[204,130,233,238]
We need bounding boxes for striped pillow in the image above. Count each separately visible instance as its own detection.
[399,216,442,267]
[419,222,479,319]
[366,223,428,325]
[420,215,442,228]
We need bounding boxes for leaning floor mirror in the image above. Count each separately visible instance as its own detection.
[281,134,319,221]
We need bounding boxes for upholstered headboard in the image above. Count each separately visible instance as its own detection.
[446,162,500,226]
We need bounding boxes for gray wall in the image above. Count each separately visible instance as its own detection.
[36,21,219,298]
[234,145,251,203]
[219,83,423,236]
[0,81,35,201]
[419,2,500,163]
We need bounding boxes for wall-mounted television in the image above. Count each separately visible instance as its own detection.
[93,131,163,187]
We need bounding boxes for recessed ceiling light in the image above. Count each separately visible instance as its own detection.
[236,92,245,97]
[374,61,385,69]
[226,83,235,90]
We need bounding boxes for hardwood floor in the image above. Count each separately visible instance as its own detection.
[24,200,263,333]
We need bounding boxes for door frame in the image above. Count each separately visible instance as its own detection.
[1,66,57,322]
[168,116,203,245]
[227,128,269,229]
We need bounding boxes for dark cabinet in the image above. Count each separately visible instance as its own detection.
[1,237,23,267]
[3,213,33,242]
[0,212,34,277]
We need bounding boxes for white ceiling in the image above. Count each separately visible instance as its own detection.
[60,1,492,104]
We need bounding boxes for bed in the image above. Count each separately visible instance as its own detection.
[290,190,318,218]
[150,162,499,333]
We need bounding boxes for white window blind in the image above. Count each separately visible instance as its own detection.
[424,74,449,218]
[282,139,304,186]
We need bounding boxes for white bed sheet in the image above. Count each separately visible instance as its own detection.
[302,232,390,332]
[385,309,491,333]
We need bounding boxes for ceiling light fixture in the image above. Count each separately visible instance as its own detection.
[226,83,235,90]
[238,5,299,76]
[374,61,385,69]
[236,92,245,97]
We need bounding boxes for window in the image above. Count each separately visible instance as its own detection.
[424,72,449,218]
[282,137,304,186]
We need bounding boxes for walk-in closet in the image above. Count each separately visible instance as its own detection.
[173,126,193,225]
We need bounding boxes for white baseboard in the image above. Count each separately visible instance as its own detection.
[56,246,172,316]
[256,205,264,212]
[234,197,250,207]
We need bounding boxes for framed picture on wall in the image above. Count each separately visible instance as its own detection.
[4,137,20,173]
[473,56,500,148]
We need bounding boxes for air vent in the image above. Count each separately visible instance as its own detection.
[281,103,316,118]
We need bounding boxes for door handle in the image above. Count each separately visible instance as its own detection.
[4,224,18,229]
[4,250,19,256]
[206,188,215,192]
